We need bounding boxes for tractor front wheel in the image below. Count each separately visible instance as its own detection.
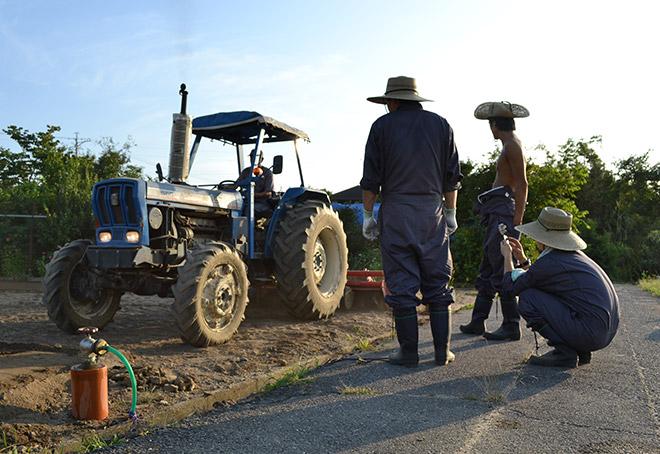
[42,239,122,332]
[172,242,249,347]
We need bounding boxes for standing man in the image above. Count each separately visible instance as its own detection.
[459,101,529,341]
[360,76,463,367]
[499,207,620,367]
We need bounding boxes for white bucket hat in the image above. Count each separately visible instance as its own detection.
[474,101,529,119]
[367,76,433,104]
[515,207,587,251]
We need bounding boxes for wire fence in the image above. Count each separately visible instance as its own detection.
[0,213,49,278]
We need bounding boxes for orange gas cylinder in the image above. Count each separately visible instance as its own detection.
[70,363,108,420]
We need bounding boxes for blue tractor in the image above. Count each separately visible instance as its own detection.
[42,85,348,346]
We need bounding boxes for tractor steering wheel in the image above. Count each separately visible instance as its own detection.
[216,179,237,190]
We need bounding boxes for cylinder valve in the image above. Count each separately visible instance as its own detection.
[77,326,108,369]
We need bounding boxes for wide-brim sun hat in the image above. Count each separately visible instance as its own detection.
[474,101,530,119]
[515,207,587,251]
[367,76,433,104]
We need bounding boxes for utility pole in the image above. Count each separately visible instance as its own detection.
[74,132,91,156]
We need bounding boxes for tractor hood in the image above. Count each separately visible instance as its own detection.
[145,180,243,212]
[92,179,243,226]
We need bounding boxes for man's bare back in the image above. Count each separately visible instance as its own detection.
[493,136,523,188]
[492,134,528,225]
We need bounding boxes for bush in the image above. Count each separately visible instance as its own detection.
[638,275,660,297]
[640,230,660,277]
[32,251,52,277]
[0,244,28,278]
[580,225,643,282]
[450,222,484,284]
[336,205,382,270]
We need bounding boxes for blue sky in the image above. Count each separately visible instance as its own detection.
[1,0,658,193]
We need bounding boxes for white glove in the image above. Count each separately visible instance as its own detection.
[362,209,378,241]
[444,207,457,234]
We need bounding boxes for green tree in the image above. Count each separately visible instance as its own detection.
[452,140,592,283]
[451,156,496,284]
[574,138,617,230]
[612,152,660,243]
[336,205,382,270]
[0,125,144,277]
[526,140,589,229]
[95,137,144,180]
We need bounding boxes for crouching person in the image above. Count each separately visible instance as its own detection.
[499,207,620,367]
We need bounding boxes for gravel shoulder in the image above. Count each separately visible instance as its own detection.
[0,280,477,451]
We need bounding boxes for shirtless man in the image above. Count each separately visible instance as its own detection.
[459,101,529,341]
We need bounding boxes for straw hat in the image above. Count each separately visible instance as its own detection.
[367,76,433,104]
[474,101,529,119]
[515,207,587,251]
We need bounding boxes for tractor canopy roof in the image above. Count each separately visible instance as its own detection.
[192,111,309,145]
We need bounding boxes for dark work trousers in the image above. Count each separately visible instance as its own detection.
[378,197,454,311]
[518,288,617,352]
[473,186,520,301]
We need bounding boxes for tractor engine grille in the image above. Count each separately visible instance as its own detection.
[93,181,139,227]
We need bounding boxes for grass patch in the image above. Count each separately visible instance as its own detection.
[337,380,382,395]
[471,364,508,403]
[353,337,374,351]
[638,277,660,297]
[346,327,375,352]
[137,388,165,405]
[263,359,318,393]
[78,432,124,452]
[1,430,15,452]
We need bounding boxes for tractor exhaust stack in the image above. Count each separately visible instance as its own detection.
[169,83,192,183]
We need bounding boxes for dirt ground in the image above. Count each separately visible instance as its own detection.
[0,281,475,452]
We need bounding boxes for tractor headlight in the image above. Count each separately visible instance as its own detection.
[98,231,112,243]
[148,207,163,229]
[125,231,140,243]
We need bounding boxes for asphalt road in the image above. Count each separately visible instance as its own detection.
[100,284,660,454]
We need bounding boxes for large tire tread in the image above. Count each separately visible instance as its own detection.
[42,239,121,333]
[274,201,348,320]
[172,242,249,347]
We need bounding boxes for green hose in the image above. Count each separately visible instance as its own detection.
[103,346,138,419]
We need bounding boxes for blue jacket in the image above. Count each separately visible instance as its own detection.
[359,103,462,201]
[501,249,620,334]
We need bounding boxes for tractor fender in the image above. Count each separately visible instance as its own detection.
[263,187,331,258]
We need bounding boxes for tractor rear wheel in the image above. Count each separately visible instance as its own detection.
[274,201,348,319]
[172,242,249,347]
[42,239,122,332]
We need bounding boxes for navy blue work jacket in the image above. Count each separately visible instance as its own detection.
[501,249,620,333]
[359,103,462,200]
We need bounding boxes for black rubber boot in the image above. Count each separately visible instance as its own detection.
[536,323,590,365]
[528,344,578,367]
[528,323,578,368]
[389,307,419,367]
[459,293,493,335]
[483,298,521,341]
[577,350,592,365]
[428,304,455,366]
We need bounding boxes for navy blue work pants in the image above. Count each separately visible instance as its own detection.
[518,288,615,351]
[378,198,454,310]
[473,187,519,300]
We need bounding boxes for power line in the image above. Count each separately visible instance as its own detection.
[55,132,92,156]
[69,132,91,156]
